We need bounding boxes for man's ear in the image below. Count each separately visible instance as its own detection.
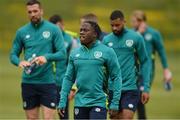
[40,8,44,16]
[93,32,98,39]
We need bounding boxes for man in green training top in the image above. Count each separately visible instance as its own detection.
[58,21,122,119]
[9,0,66,119]
[103,10,150,119]
[131,10,172,119]
[49,14,74,120]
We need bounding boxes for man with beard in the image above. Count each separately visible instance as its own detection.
[9,0,66,119]
[103,10,150,119]
[131,10,172,119]
[58,21,122,119]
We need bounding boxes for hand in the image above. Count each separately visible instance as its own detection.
[68,90,76,101]
[138,22,146,33]
[33,56,47,65]
[141,92,150,104]
[109,109,119,119]
[18,61,31,69]
[163,68,172,82]
[58,109,65,118]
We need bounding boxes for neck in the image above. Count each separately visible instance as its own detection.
[31,18,42,27]
[83,39,96,48]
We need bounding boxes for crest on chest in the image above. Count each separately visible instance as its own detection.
[94,51,102,59]
[42,31,51,39]
[125,39,134,47]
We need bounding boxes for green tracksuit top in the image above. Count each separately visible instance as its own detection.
[10,20,66,84]
[62,31,73,55]
[103,28,150,92]
[139,26,168,69]
[58,41,122,110]
[55,31,73,88]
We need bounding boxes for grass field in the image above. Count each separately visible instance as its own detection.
[0,52,180,119]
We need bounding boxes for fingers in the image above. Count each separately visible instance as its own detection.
[164,69,172,82]
[141,93,149,104]
[19,61,31,69]
[109,110,119,119]
[68,90,76,100]
[58,109,65,117]
[34,56,47,65]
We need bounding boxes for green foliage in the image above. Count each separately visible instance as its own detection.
[0,0,180,52]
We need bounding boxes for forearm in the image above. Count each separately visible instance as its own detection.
[158,49,168,69]
[59,77,74,109]
[10,54,21,66]
[109,75,122,110]
[44,50,66,61]
[141,58,151,93]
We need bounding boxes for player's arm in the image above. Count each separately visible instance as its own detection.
[44,27,67,62]
[9,30,30,68]
[135,35,151,103]
[58,54,76,110]
[107,48,122,111]
[154,31,172,82]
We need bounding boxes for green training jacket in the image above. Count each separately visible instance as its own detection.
[139,26,168,69]
[10,20,66,84]
[103,28,150,93]
[58,41,122,110]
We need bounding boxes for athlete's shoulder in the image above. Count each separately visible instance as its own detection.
[98,42,110,49]
[125,28,143,41]
[43,20,59,29]
[104,32,114,38]
[147,26,161,35]
[103,32,115,43]
[69,47,81,57]
[126,28,138,36]
[97,42,115,54]
[17,22,31,33]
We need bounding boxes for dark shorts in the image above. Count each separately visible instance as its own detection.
[21,83,57,110]
[109,90,140,112]
[74,106,107,119]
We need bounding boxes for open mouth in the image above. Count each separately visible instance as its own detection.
[80,35,86,40]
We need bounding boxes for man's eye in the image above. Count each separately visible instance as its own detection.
[34,10,38,12]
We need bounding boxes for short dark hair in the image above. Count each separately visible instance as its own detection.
[84,21,102,40]
[49,15,63,24]
[26,0,41,6]
[110,10,124,20]
[81,13,98,23]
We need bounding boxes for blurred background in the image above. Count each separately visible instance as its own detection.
[0,0,180,119]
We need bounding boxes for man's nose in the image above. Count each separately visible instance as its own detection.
[112,26,117,30]
[31,12,36,17]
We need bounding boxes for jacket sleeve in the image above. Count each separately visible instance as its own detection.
[9,30,23,66]
[154,31,168,68]
[136,35,151,93]
[107,48,122,110]
[58,54,76,109]
[44,27,67,61]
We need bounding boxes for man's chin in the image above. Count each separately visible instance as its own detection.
[113,32,121,36]
[31,19,40,24]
